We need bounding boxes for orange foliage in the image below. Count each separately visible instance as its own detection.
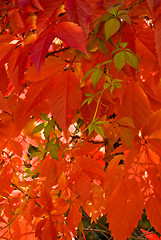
[0,0,161,240]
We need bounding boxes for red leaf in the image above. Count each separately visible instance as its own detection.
[30,27,56,74]
[142,109,161,137]
[41,218,57,240]
[118,81,151,130]
[107,178,144,240]
[67,199,82,235]
[145,192,161,234]
[154,15,161,69]
[64,0,92,37]
[54,22,87,55]
[32,0,44,10]
[39,156,61,189]
[141,229,160,240]
[49,70,81,133]
[0,90,11,114]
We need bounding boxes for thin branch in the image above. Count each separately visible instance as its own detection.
[125,0,146,10]
[46,47,70,57]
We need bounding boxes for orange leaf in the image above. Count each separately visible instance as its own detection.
[0,91,11,114]
[67,199,82,235]
[39,156,61,189]
[54,22,87,55]
[107,178,144,240]
[49,70,81,133]
[118,81,151,130]
[30,27,56,74]
[72,172,92,201]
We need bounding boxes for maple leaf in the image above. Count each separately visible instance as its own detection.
[0,91,11,114]
[64,0,92,37]
[35,218,57,240]
[39,156,61,189]
[118,81,151,130]
[54,22,88,55]
[106,178,144,240]
[67,199,82,235]
[30,27,56,74]
[49,69,81,133]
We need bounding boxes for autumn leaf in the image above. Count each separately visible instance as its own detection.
[0,90,11,114]
[118,81,151,130]
[30,27,56,74]
[49,69,81,133]
[54,21,88,55]
[106,178,144,240]
[39,156,61,189]
[64,0,92,37]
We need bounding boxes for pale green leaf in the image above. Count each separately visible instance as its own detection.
[91,68,103,88]
[40,113,49,121]
[125,51,139,70]
[114,51,126,72]
[110,85,115,93]
[24,167,32,175]
[95,121,108,125]
[32,123,44,135]
[50,144,59,160]
[103,82,111,90]
[108,5,120,15]
[104,18,120,40]
[87,124,95,135]
[38,143,44,153]
[104,75,111,83]
[44,123,53,139]
[113,79,123,83]
[118,14,131,25]
[80,68,95,87]
[94,125,105,138]
[119,42,128,49]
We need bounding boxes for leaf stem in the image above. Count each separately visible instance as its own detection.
[91,90,104,123]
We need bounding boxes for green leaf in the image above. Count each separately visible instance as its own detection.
[103,82,110,90]
[113,79,123,83]
[108,5,120,15]
[114,51,126,72]
[85,93,93,97]
[95,121,108,125]
[40,113,49,121]
[23,174,31,178]
[104,75,111,83]
[110,84,115,93]
[32,123,44,135]
[119,42,128,49]
[87,124,95,135]
[115,83,122,89]
[93,13,111,36]
[24,167,32,175]
[30,151,41,159]
[94,125,105,138]
[44,123,53,139]
[104,18,120,40]
[80,68,95,87]
[118,12,131,25]
[91,68,103,88]
[38,143,44,153]
[81,95,94,107]
[125,51,139,70]
[50,144,59,160]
